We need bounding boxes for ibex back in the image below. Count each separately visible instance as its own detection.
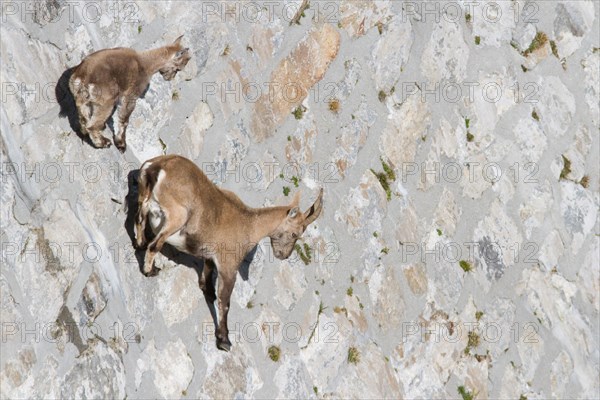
[69,36,191,152]
[134,155,324,351]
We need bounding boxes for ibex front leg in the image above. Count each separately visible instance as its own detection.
[114,94,137,153]
[199,259,216,302]
[216,266,237,352]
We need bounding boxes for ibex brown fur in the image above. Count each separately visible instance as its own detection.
[69,36,191,152]
[134,155,323,351]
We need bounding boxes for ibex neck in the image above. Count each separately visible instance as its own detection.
[250,206,289,243]
[140,46,171,75]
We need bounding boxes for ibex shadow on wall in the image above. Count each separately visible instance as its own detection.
[56,67,86,140]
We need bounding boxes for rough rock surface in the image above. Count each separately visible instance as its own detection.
[1,1,599,399]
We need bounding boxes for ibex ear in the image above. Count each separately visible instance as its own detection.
[303,188,323,227]
[290,191,301,207]
[173,35,184,46]
[288,207,300,219]
[175,48,189,59]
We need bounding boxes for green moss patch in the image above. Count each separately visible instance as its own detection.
[559,155,571,180]
[268,346,281,362]
[294,243,312,265]
[292,105,306,120]
[458,386,475,400]
[459,260,473,272]
[347,347,360,364]
[523,31,548,56]
[371,158,396,201]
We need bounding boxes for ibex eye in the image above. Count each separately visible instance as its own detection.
[291,233,298,239]
[278,233,284,239]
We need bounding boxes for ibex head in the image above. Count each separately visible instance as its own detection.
[270,189,324,260]
[159,35,191,81]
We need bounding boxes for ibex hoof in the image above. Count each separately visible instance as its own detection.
[115,141,126,153]
[216,337,232,352]
[93,137,112,149]
[143,266,160,277]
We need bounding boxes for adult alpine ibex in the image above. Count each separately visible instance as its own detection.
[134,155,324,351]
[69,36,191,152]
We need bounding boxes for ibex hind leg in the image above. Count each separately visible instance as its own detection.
[70,77,92,136]
[73,98,92,136]
[143,206,187,277]
[135,162,158,249]
[134,201,150,250]
[86,103,114,148]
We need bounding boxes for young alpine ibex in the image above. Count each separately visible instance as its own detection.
[134,155,323,351]
[69,36,191,152]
